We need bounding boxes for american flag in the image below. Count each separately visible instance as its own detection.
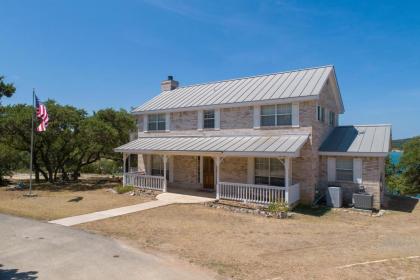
[35,95,49,132]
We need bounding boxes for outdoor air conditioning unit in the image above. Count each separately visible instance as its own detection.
[326,186,342,208]
[353,191,373,210]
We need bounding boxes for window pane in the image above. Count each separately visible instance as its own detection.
[204,119,215,128]
[336,159,353,170]
[255,176,269,185]
[276,104,292,114]
[157,114,166,121]
[149,114,157,122]
[336,170,353,181]
[261,105,276,115]
[277,115,292,125]
[158,121,166,131]
[270,158,284,178]
[204,110,215,119]
[148,122,157,131]
[270,177,284,187]
[255,158,269,177]
[152,156,162,170]
[261,115,276,126]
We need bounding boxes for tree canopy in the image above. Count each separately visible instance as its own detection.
[387,136,420,195]
[0,76,15,104]
[0,101,136,182]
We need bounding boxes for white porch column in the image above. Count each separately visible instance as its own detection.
[163,155,168,192]
[285,157,291,203]
[169,155,174,183]
[215,156,221,199]
[122,153,127,186]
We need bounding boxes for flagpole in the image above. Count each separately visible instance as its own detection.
[28,88,35,196]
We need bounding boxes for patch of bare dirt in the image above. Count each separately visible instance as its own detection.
[78,197,420,280]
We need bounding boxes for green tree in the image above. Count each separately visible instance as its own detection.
[0,76,15,104]
[0,102,136,182]
[399,137,420,194]
[0,144,20,184]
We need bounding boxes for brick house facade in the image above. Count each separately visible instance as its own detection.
[116,66,391,209]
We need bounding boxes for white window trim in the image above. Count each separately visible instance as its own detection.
[165,112,171,131]
[214,109,220,130]
[143,114,148,132]
[197,110,203,131]
[253,105,261,129]
[292,102,299,127]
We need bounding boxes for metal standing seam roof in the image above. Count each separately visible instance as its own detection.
[133,65,338,113]
[115,135,309,157]
[319,125,392,156]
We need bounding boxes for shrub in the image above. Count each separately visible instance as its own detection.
[115,185,134,194]
[267,201,289,213]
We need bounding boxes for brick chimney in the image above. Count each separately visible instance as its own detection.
[161,75,179,91]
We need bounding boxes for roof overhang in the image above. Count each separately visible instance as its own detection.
[318,151,389,157]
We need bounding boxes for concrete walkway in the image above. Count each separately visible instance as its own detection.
[0,213,217,280]
[50,192,214,226]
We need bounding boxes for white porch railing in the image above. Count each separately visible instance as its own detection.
[124,172,165,191]
[219,182,300,205]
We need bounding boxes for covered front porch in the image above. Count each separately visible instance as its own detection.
[116,135,308,206]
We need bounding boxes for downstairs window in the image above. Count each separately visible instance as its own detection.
[254,158,285,186]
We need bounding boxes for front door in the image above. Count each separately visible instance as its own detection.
[203,157,214,189]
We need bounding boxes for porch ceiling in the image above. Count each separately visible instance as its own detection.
[115,135,309,157]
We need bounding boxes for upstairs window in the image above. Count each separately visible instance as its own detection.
[203,110,215,129]
[254,158,284,186]
[329,111,336,126]
[261,104,292,127]
[317,106,325,122]
[148,113,166,131]
[336,158,353,182]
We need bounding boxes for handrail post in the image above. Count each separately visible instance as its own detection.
[122,153,127,186]
[163,155,168,192]
[215,156,221,199]
[285,157,290,203]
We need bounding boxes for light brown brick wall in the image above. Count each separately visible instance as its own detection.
[171,111,198,131]
[291,142,314,204]
[220,107,253,129]
[136,116,143,132]
[172,155,199,186]
[220,157,248,183]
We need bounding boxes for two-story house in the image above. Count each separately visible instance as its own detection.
[115,65,391,209]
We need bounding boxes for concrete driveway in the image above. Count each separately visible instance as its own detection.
[0,214,218,280]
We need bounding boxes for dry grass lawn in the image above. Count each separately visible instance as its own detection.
[78,197,420,280]
[0,178,154,220]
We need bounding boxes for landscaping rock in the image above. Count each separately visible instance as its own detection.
[205,201,290,219]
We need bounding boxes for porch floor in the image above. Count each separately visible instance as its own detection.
[166,186,216,199]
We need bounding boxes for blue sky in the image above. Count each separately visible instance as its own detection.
[1,0,419,139]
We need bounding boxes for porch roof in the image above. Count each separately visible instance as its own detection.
[115,134,309,157]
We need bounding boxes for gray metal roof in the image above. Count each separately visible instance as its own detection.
[115,135,309,157]
[319,125,391,156]
[133,65,336,113]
